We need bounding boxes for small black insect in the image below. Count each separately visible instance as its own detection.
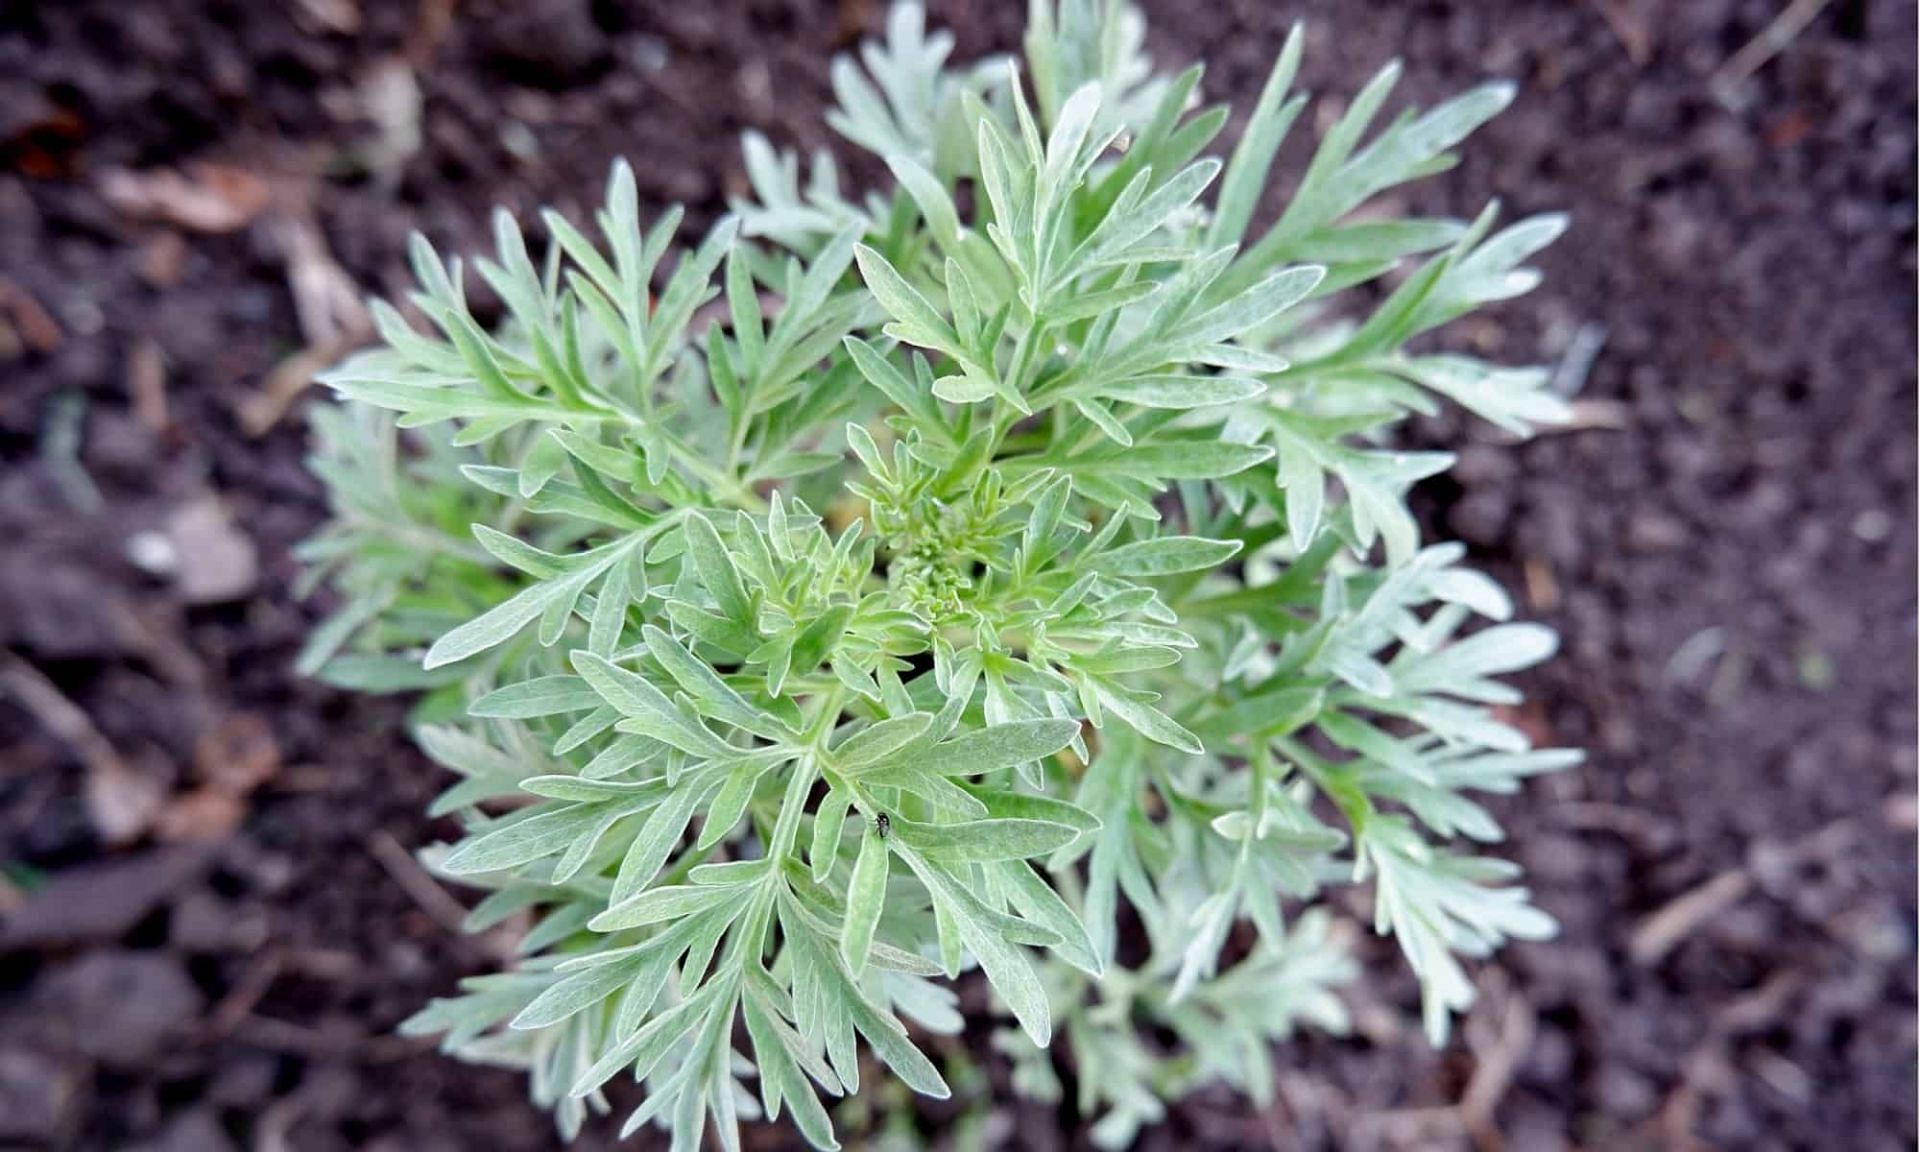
[873,812,891,840]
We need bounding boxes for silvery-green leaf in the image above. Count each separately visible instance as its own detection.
[468,675,600,718]
[832,712,936,772]
[895,847,1051,1046]
[889,815,1079,862]
[1090,682,1202,754]
[915,719,1079,777]
[841,827,889,975]
[1093,535,1241,578]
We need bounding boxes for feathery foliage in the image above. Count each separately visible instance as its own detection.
[302,3,1578,1145]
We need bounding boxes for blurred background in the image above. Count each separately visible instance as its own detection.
[0,1,1913,1149]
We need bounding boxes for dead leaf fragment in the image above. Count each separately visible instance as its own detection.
[295,0,361,33]
[99,163,271,233]
[2,93,87,179]
[0,652,163,844]
[194,710,282,795]
[155,788,246,843]
[238,214,370,435]
[0,847,216,947]
[360,56,423,187]
[138,231,190,288]
[271,213,369,347]
[162,497,259,605]
[151,711,282,844]
[239,333,359,437]
[0,277,63,354]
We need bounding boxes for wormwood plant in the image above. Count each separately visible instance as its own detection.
[301,2,1581,1146]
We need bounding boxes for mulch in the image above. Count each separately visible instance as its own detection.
[0,1,1912,1148]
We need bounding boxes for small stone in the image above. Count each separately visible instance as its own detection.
[0,1043,88,1145]
[1851,508,1893,542]
[298,1061,362,1122]
[170,890,269,954]
[1697,118,1758,174]
[124,1109,239,1152]
[1522,1022,1575,1082]
[1522,834,1590,886]
[1453,444,1517,485]
[0,552,133,659]
[477,0,606,87]
[232,845,296,895]
[1593,1065,1658,1119]
[207,1050,278,1107]
[1625,510,1688,553]
[35,951,205,1067]
[86,408,162,480]
[1506,1101,1569,1152]
[84,751,171,846]
[127,530,179,576]
[1451,488,1513,546]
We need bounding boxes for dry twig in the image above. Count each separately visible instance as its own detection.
[201,946,360,1037]
[0,277,63,353]
[1630,818,1855,965]
[0,651,162,843]
[1596,0,1653,66]
[127,337,171,433]
[99,164,272,233]
[1710,0,1834,107]
[366,830,469,932]
[0,652,119,777]
[239,213,372,435]
[1459,978,1535,1151]
[1630,869,1754,966]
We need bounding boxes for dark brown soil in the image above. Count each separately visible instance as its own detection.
[1,1,1913,1149]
